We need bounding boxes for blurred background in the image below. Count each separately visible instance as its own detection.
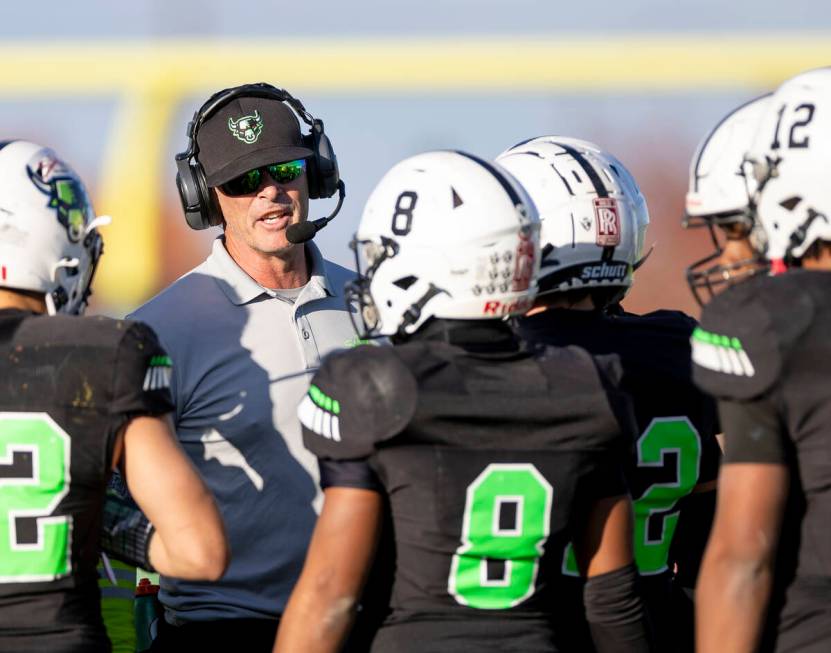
[3,0,831,318]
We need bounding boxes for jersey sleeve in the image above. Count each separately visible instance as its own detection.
[300,345,419,461]
[318,459,384,491]
[109,321,175,419]
[692,276,814,401]
[717,393,791,465]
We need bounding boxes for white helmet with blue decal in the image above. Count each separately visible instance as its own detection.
[0,140,108,314]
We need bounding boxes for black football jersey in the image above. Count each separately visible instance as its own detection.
[0,309,174,653]
[693,271,831,653]
[300,322,636,652]
[517,308,721,652]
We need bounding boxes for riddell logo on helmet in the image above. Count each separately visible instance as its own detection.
[594,198,621,247]
[482,297,533,316]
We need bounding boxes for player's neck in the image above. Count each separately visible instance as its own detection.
[0,288,47,314]
[801,243,831,270]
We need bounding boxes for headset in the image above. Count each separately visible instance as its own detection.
[175,83,341,231]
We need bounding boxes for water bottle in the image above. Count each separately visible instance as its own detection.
[134,577,162,652]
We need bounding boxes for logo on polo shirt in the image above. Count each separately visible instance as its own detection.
[228,110,263,144]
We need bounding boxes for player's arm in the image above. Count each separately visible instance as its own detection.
[573,493,654,653]
[113,414,229,581]
[695,397,788,653]
[574,357,654,652]
[274,463,383,653]
[671,427,721,590]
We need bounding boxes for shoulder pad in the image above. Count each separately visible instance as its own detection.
[631,309,697,333]
[300,345,418,460]
[692,276,814,400]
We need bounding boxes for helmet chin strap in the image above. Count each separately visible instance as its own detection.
[397,284,447,338]
[785,208,828,263]
[42,217,109,316]
[47,258,80,315]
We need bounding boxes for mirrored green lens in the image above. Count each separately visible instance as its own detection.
[221,167,263,195]
[220,159,306,196]
[266,159,306,184]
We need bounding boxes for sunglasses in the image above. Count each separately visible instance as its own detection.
[219,159,307,196]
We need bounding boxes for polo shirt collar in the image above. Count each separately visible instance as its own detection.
[205,236,335,306]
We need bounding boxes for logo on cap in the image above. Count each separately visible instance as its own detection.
[228,110,263,144]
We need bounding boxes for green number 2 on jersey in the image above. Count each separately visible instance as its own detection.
[0,413,72,583]
[448,463,553,610]
[562,417,702,576]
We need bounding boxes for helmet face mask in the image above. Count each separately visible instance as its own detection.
[683,95,773,302]
[348,150,540,340]
[684,210,769,305]
[345,235,400,339]
[0,140,105,315]
[496,136,649,308]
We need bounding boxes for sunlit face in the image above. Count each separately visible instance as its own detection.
[214,166,309,257]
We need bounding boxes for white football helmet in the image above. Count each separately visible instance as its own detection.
[496,136,648,305]
[0,140,107,314]
[746,67,831,265]
[684,95,771,301]
[346,150,540,339]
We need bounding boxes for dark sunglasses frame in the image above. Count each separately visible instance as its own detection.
[219,159,307,196]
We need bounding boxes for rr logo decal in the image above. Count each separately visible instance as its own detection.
[594,197,621,247]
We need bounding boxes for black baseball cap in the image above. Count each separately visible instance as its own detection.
[196,95,313,187]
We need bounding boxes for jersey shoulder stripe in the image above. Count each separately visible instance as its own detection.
[691,326,756,377]
[301,345,418,460]
[692,274,813,400]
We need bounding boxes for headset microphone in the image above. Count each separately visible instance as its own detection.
[286,180,346,244]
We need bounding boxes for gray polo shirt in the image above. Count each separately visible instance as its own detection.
[129,236,356,622]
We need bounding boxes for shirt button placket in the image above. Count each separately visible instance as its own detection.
[296,309,319,367]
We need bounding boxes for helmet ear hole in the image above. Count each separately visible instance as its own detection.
[393,276,418,290]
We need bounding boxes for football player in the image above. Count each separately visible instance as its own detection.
[694,68,831,652]
[499,136,722,652]
[684,94,772,304]
[0,140,228,653]
[274,150,652,653]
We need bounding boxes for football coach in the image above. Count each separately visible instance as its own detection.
[130,83,356,652]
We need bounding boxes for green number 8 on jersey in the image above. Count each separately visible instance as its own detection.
[448,463,553,610]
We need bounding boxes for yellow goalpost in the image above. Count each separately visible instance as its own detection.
[0,35,828,307]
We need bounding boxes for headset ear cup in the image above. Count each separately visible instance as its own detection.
[197,167,223,228]
[307,120,339,199]
[301,132,322,200]
[176,156,221,230]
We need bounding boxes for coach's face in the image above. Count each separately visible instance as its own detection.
[215,168,309,258]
